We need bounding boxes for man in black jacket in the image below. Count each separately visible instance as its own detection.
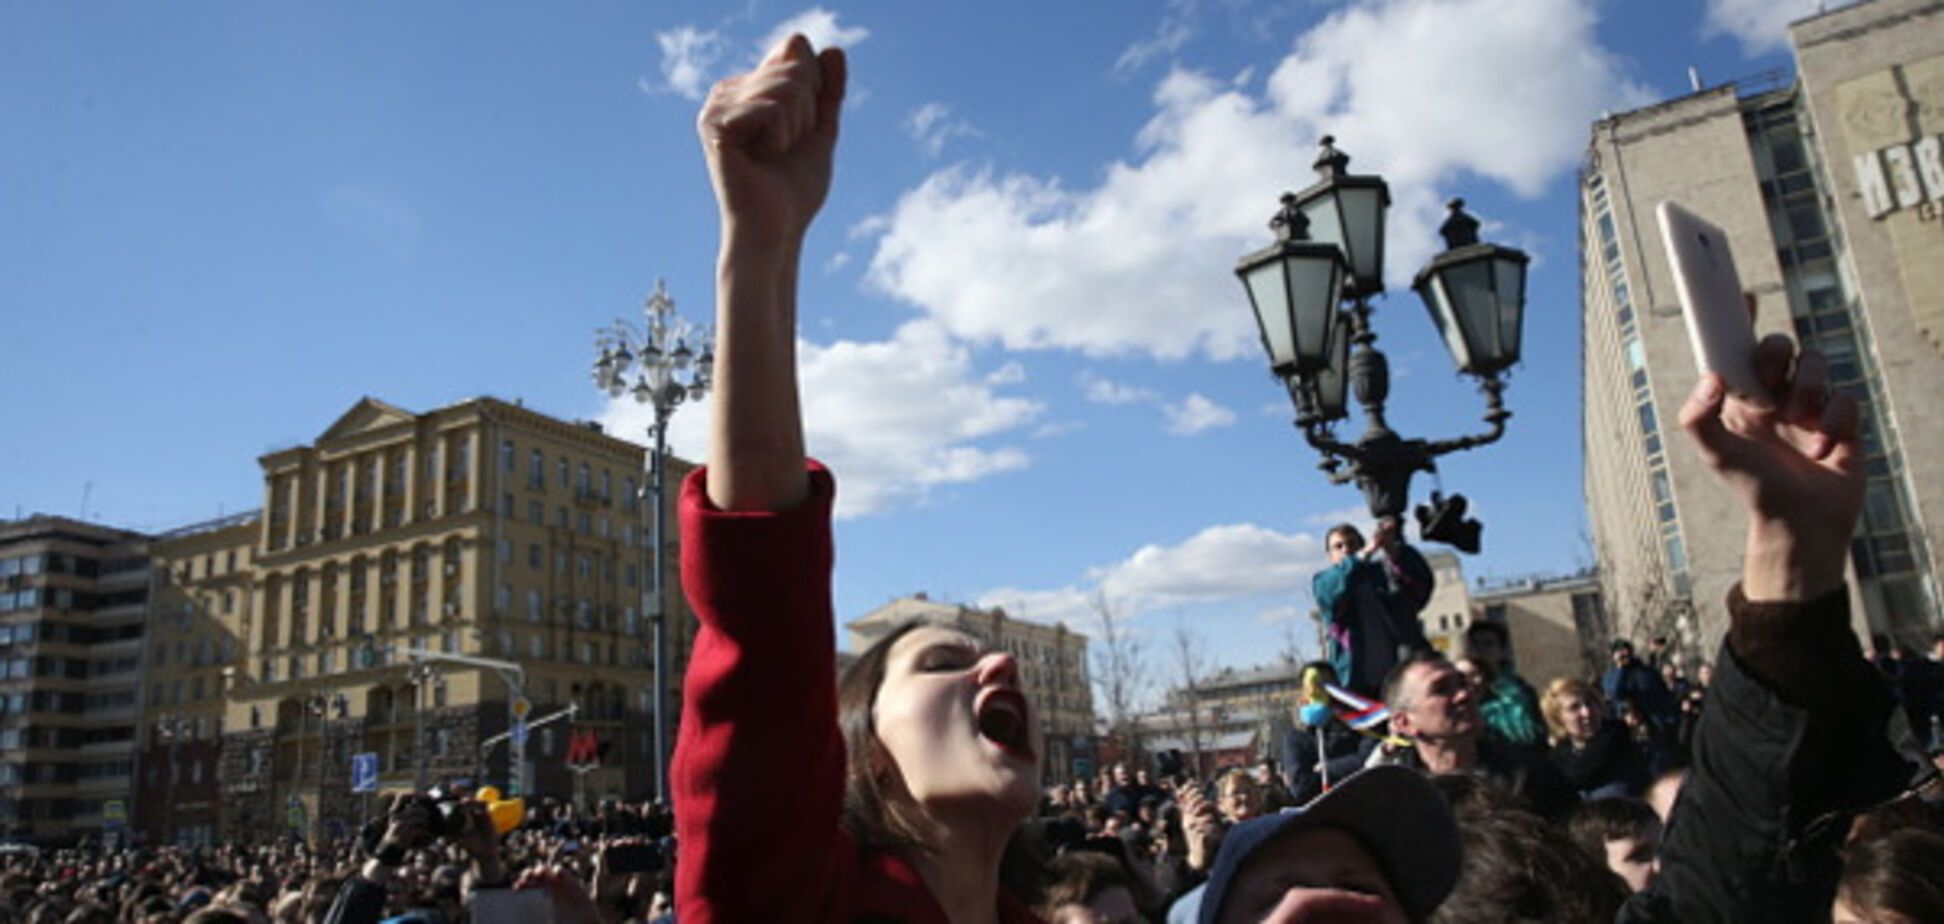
[1616,332,1931,921]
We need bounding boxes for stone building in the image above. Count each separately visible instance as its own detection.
[211,396,692,844]
[1470,571,1607,689]
[1580,0,1942,655]
[847,595,1095,782]
[1417,551,1473,655]
[0,516,152,845]
[139,512,258,847]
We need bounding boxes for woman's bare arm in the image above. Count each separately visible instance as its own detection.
[695,34,846,511]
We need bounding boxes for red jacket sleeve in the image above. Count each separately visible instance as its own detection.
[672,463,852,924]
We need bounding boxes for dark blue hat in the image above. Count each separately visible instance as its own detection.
[1198,765,1459,923]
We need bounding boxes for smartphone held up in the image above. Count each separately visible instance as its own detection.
[1656,200,1772,407]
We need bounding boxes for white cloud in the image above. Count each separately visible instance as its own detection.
[598,321,1039,519]
[1253,603,1307,625]
[824,250,852,273]
[1115,0,1198,75]
[1079,371,1159,405]
[905,102,981,158]
[1702,0,1855,55]
[979,522,1331,627]
[985,361,1027,385]
[1032,420,1088,439]
[761,7,871,54]
[651,26,728,99]
[1162,392,1236,435]
[862,0,1651,361]
[647,9,868,101]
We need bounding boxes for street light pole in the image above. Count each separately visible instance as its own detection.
[409,663,439,791]
[592,278,713,804]
[648,409,670,805]
[1238,138,1531,550]
[161,716,181,847]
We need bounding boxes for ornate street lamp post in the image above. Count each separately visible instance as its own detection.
[1239,138,1530,552]
[592,278,713,804]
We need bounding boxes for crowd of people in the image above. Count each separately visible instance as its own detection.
[9,29,1944,924]
[0,798,678,924]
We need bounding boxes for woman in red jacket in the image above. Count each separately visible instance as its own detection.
[673,33,1044,924]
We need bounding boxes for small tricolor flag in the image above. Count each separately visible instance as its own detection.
[1322,682,1391,731]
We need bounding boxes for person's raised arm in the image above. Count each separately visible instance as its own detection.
[1680,329,1861,699]
[696,34,846,512]
[1622,325,1919,922]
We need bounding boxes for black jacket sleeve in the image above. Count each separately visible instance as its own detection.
[322,874,389,924]
[1617,585,1923,923]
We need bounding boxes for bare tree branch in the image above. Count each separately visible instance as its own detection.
[1168,618,1209,777]
[1088,590,1149,767]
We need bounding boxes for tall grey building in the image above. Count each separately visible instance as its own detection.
[1582,0,1943,653]
[0,516,153,845]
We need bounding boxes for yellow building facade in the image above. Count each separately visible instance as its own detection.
[196,396,690,844]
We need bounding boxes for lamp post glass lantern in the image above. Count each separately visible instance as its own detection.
[1239,140,1529,552]
[1413,198,1529,378]
[1293,136,1391,298]
[593,278,713,804]
[1238,194,1349,377]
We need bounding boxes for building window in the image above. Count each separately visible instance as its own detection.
[529,450,545,489]
[527,590,542,623]
[529,500,544,525]
[501,439,515,472]
[529,544,543,569]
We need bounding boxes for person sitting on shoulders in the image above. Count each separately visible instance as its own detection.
[1313,520,1434,698]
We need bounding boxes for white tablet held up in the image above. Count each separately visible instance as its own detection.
[1656,200,1771,406]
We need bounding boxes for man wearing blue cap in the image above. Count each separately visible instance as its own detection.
[1194,765,1460,924]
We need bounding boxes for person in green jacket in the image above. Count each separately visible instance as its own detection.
[1462,620,1548,750]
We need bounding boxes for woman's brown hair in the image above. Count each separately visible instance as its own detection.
[837,620,936,852]
[1838,828,1944,922]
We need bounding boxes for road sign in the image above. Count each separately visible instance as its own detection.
[510,720,529,747]
[351,753,380,793]
[511,696,532,720]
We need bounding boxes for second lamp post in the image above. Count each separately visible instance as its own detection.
[592,278,713,804]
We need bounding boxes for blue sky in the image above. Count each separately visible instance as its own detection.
[3,1,1824,678]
